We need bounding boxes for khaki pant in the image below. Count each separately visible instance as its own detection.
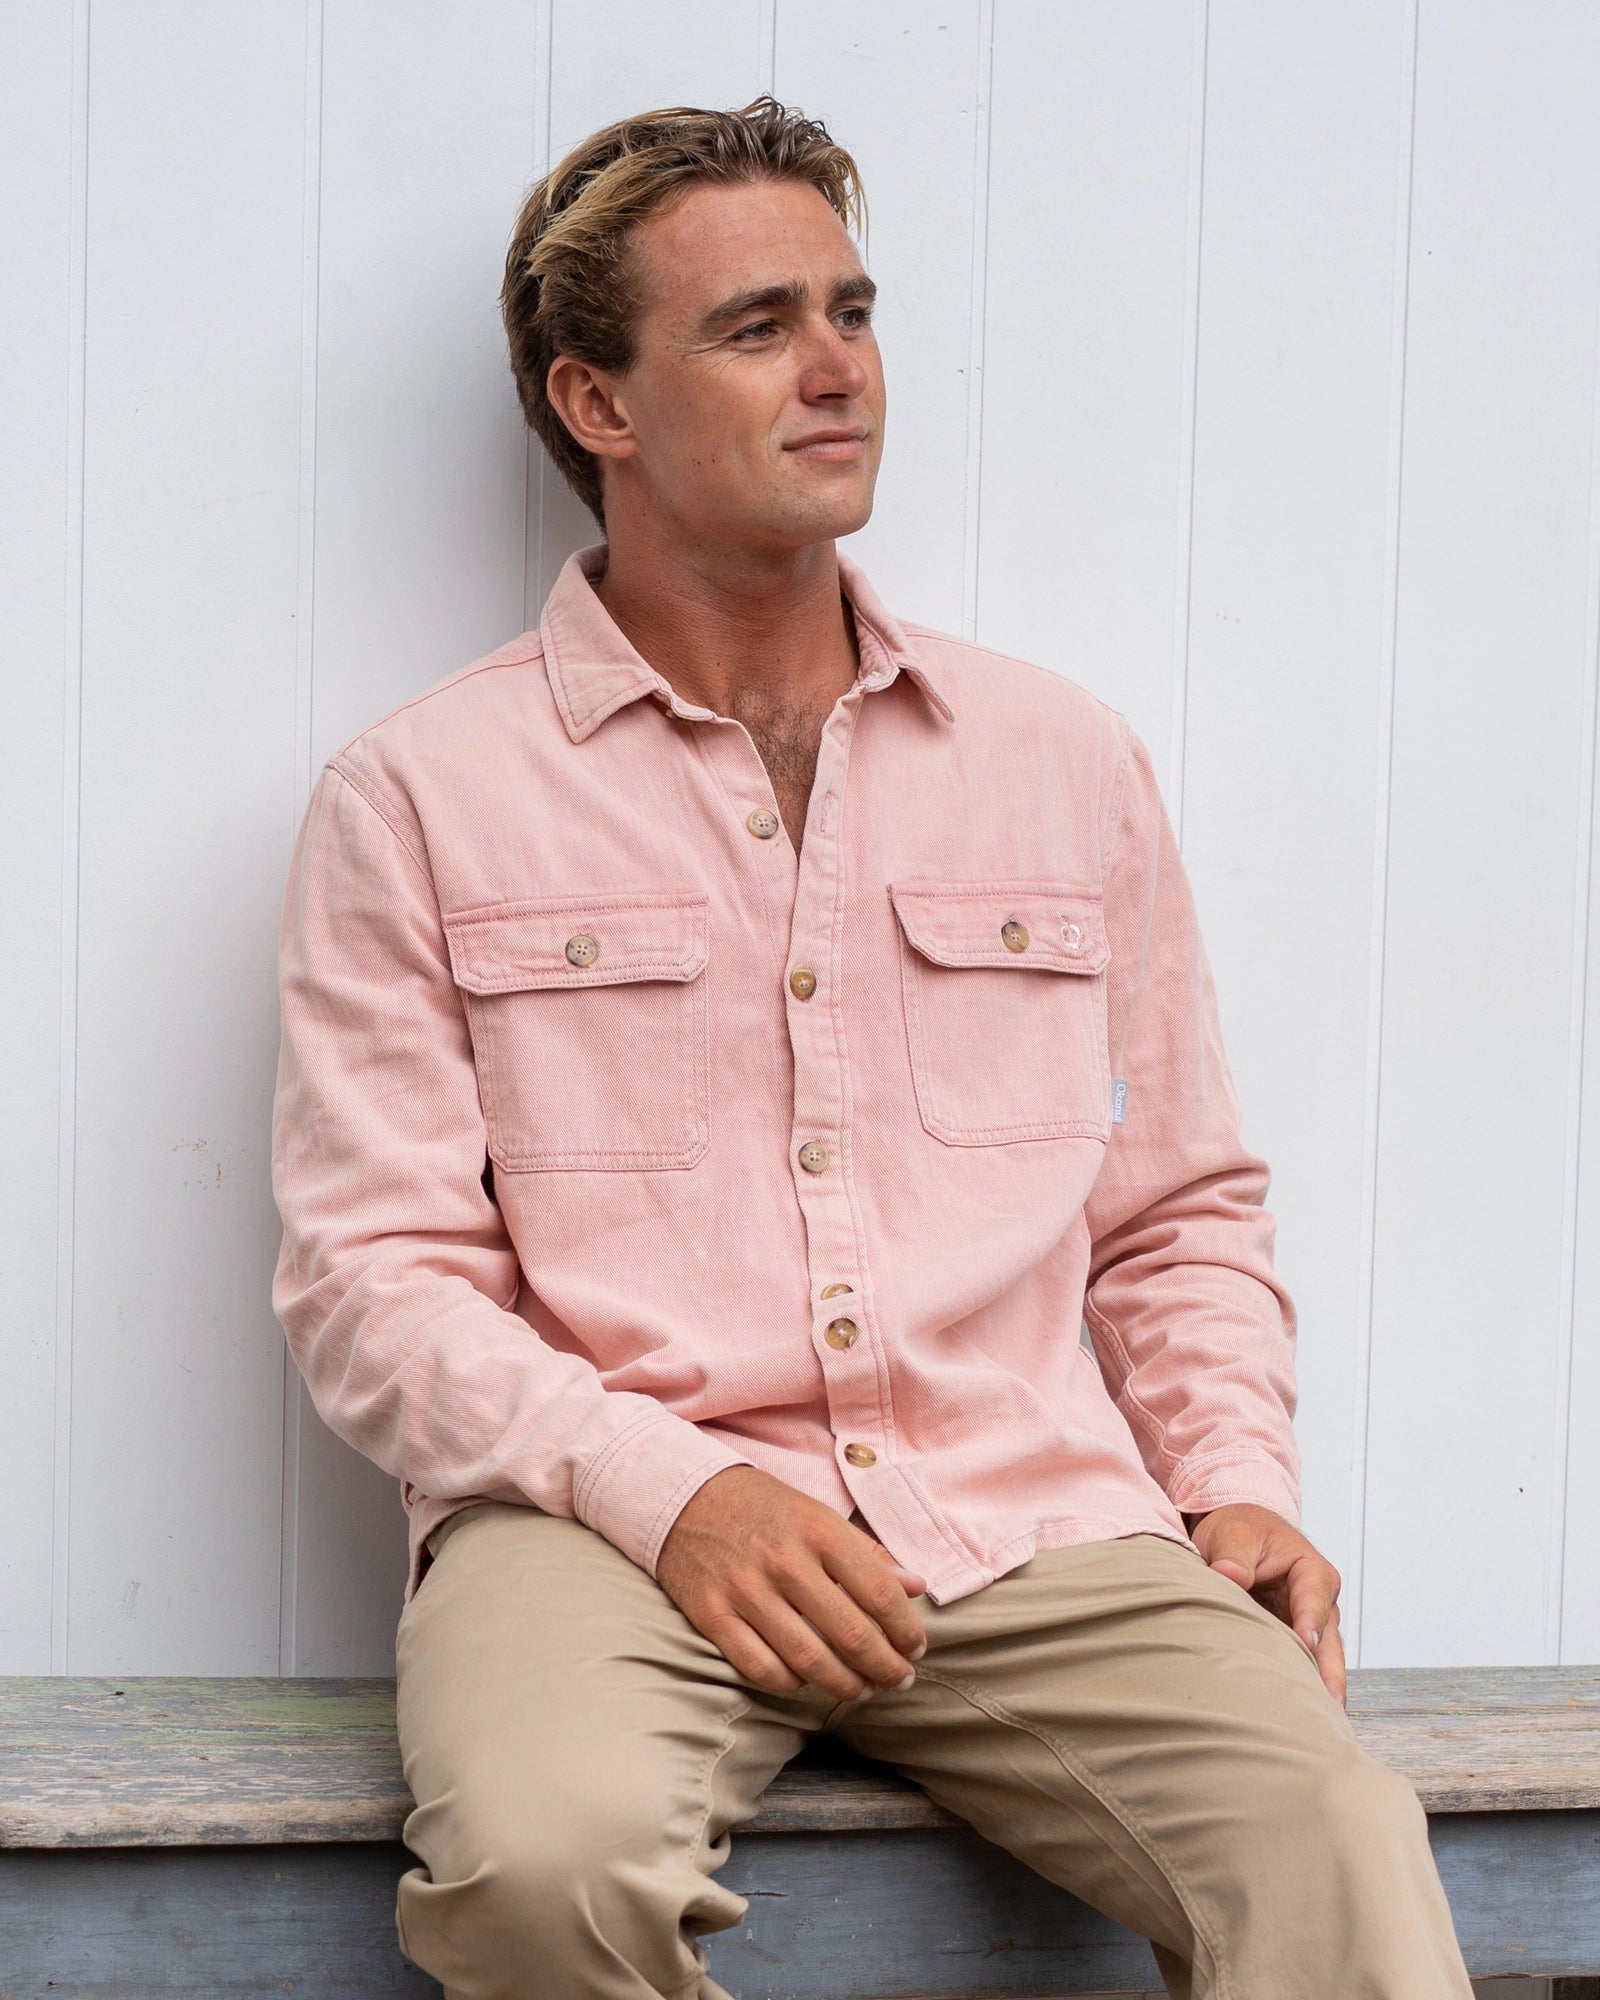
[393,1501,1473,1999]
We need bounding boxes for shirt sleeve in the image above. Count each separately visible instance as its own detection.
[1080,715,1302,1526]
[269,760,755,1577]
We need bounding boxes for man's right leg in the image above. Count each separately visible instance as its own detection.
[393,1501,831,2000]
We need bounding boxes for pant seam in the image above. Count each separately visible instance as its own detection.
[685,1688,756,1877]
[911,1663,1229,1997]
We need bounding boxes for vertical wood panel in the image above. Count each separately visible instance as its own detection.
[307,0,538,765]
[545,0,768,162]
[1556,228,1600,1671]
[67,0,310,1672]
[977,0,1204,768]
[1361,0,1600,1664]
[1180,1,1413,1644]
[288,0,548,1672]
[775,2,988,636]
[0,0,83,1675]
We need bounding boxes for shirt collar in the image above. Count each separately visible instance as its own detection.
[540,541,955,744]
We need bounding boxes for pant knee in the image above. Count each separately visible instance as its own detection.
[401,1786,741,1992]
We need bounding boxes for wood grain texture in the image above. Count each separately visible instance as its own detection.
[0,1843,445,1999]
[4,1668,1598,1850]
[2,1818,1598,1993]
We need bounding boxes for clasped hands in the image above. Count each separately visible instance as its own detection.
[657,1468,1346,1710]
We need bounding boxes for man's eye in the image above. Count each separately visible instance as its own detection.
[837,306,873,330]
[733,320,778,342]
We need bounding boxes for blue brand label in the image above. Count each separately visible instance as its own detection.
[1111,1079,1128,1125]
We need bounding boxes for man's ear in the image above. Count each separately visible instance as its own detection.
[546,355,636,462]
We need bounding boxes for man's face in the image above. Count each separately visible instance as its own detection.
[601,177,886,550]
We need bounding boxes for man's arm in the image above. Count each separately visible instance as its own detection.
[1081,718,1345,1700]
[270,758,755,1577]
[1080,716,1302,1523]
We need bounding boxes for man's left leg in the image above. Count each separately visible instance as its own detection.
[829,1529,1473,2000]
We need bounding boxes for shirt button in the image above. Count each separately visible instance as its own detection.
[789,967,817,1000]
[1000,920,1029,953]
[797,1140,830,1174]
[746,806,781,839]
[843,1442,877,1468]
[565,932,600,968]
[824,1318,859,1350]
[820,1282,852,1298]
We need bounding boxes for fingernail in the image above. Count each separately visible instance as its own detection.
[909,1640,927,1661]
[893,1671,915,1692]
[1309,1629,1321,1649]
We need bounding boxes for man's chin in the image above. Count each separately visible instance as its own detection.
[684,481,877,555]
[764,484,877,549]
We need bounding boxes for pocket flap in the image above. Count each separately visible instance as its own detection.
[889,880,1110,974]
[443,891,709,993]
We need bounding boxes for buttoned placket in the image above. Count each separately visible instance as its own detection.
[661,656,902,1529]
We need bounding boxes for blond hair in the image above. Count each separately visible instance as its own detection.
[501,96,867,529]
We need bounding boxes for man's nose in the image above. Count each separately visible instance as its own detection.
[800,318,870,399]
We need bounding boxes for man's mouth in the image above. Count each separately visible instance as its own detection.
[784,428,869,461]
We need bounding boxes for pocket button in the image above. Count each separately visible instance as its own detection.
[1000,920,1029,953]
[565,932,600,968]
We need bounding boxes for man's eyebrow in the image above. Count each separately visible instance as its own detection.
[695,272,878,337]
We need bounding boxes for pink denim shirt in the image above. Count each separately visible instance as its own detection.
[270,543,1301,1607]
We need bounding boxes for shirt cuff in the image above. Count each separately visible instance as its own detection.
[572,1410,757,1576]
[1166,1453,1302,1529]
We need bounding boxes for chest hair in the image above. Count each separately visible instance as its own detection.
[735,693,831,854]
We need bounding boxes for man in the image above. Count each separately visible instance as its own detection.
[270,97,1473,1998]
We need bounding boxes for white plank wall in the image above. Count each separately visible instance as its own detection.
[4,0,1598,1677]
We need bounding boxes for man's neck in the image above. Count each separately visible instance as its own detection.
[590,528,861,719]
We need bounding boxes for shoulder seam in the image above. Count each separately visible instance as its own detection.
[329,644,543,765]
[328,757,431,882]
[901,623,1124,714]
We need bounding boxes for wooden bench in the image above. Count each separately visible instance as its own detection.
[2,1670,1598,1998]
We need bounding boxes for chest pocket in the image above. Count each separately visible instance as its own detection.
[442,891,710,1172]
[889,879,1111,1145]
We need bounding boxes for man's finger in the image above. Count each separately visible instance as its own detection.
[786,1563,921,1690]
[1312,1614,1348,1708]
[823,1545,929,1663]
[1285,1555,1339,1652]
[739,1587,878,1702]
[699,1606,808,1697]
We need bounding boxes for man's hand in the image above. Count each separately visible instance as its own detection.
[656,1466,929,1703]
[1183,1502,1347,1707]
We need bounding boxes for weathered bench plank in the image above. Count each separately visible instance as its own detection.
[2,1670,1598,1995]
[2,1817,1598,1996]
[4,1667,1599,1847]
